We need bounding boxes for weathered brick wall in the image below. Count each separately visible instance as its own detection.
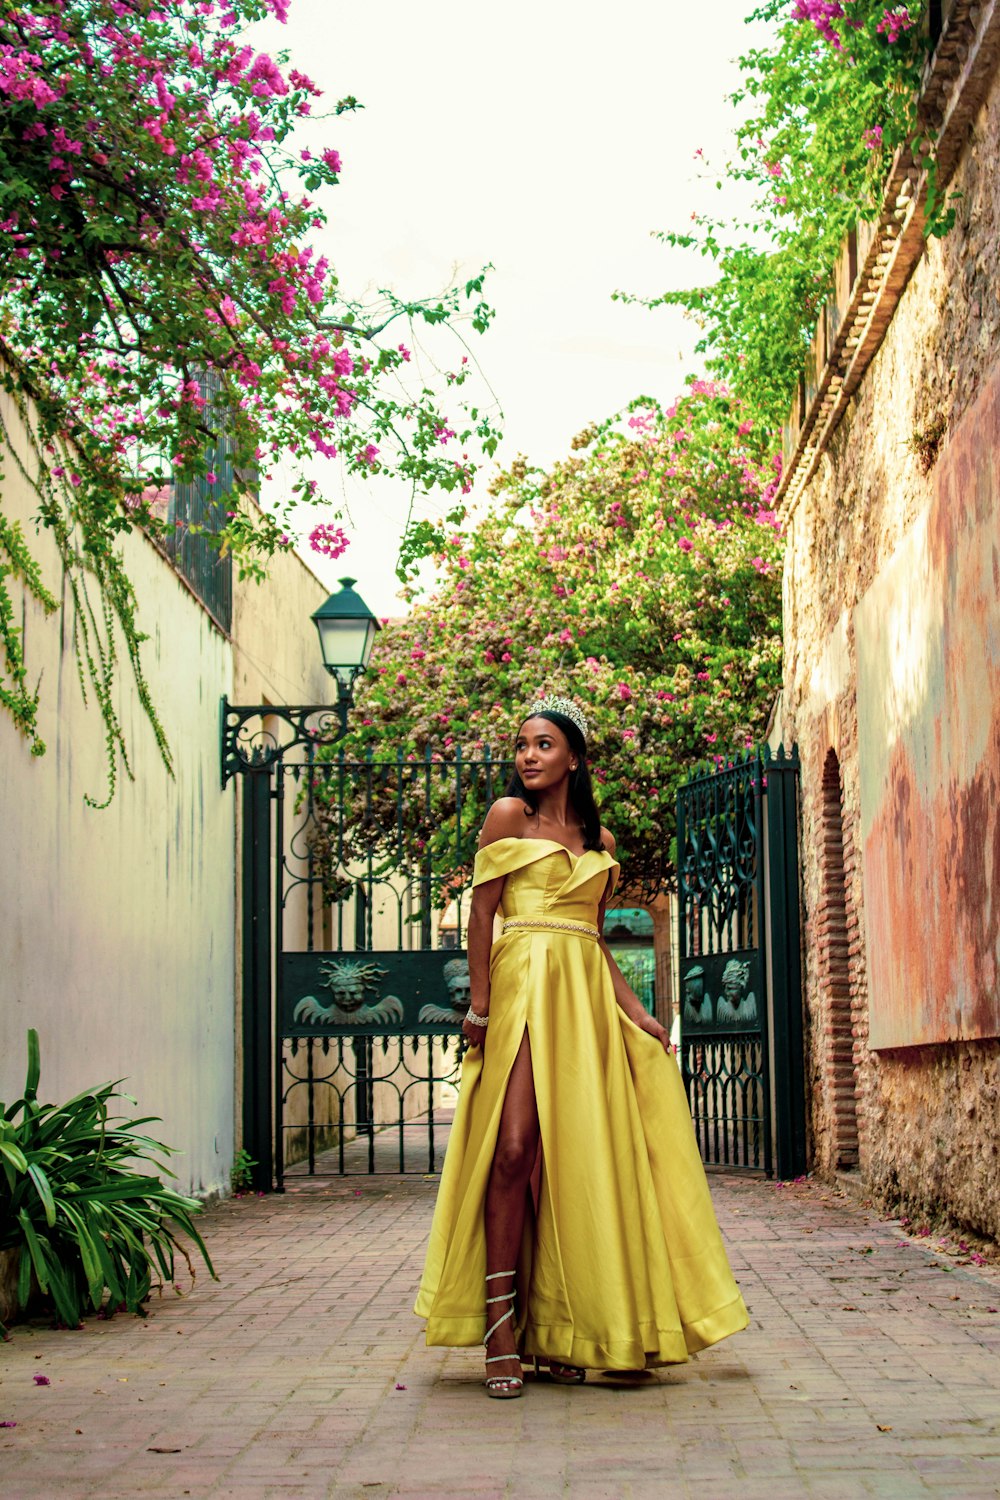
[780,61,1000,1236]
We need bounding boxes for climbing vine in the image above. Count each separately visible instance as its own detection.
[617,1,946,431]
[0,0,499,800]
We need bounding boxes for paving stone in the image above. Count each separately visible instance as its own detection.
[2,1174,1000,1496]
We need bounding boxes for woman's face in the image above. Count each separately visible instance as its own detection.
[514,716,577,791]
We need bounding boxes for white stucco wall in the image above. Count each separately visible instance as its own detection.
[0,384,340,1196]
[0,389,236,1196]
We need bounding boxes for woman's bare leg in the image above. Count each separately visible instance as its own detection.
[483,1032,539,1380]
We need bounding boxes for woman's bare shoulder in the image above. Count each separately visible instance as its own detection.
[478,797,531,847]
[600,826,617,856]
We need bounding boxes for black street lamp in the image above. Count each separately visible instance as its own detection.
[311,576,380,696]
[220,575,380,785]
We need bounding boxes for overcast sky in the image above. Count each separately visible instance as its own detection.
[257,1,768,616]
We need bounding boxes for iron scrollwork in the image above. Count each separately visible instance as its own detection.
[220,695,351,786]
[280,1032,466,1177]
[682,1033,766,1169]
[676,747,768,1172]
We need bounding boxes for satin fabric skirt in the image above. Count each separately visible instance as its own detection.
[414,925,749,1370]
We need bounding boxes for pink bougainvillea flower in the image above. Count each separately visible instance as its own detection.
[876,6,915,42]
[309,523,349,560]
[326,387,783,892]
[0,0,501,783]
[792,0,845,46]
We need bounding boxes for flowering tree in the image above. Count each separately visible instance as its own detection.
[0,0,497,798]
[319,385,784,898]
[617,1,941,431]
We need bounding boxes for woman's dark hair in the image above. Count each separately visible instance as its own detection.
[505,710,604,851]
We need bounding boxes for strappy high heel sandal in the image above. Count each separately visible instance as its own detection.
[484,1271,524,1399]
[533,1357,587,1385]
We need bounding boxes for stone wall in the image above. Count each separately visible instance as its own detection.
[780,55,1000,1235]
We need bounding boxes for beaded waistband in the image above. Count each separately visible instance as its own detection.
[501,916,599,939]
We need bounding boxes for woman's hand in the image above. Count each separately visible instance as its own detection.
[462,1010,490,1048]
[638,1015,674,1055]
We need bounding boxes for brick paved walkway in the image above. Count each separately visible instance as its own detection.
[2,1173,1000,1499]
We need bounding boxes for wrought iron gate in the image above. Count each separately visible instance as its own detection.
[226,701,806,1190]
[676,745,806,1178]
[225,702,513,1190]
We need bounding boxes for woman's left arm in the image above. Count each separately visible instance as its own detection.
[597,828,673,1055]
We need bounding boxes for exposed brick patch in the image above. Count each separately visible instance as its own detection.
[817,751,859,1167]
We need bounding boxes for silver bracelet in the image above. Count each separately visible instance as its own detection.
[464,1007,489,1028]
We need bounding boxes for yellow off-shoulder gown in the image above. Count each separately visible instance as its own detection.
[414,837,748,1370]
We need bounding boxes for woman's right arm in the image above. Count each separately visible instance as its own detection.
[461,798,525,1048]
[464,883,502,1044]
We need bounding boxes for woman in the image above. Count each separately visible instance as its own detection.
[414,697,748,1397]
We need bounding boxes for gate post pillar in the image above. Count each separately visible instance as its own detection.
[241,766,273,1192]
[764,746,808,1178]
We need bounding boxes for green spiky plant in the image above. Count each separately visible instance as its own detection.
[0,1030,215,1332]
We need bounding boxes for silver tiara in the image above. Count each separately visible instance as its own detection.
[525,696,588,741]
